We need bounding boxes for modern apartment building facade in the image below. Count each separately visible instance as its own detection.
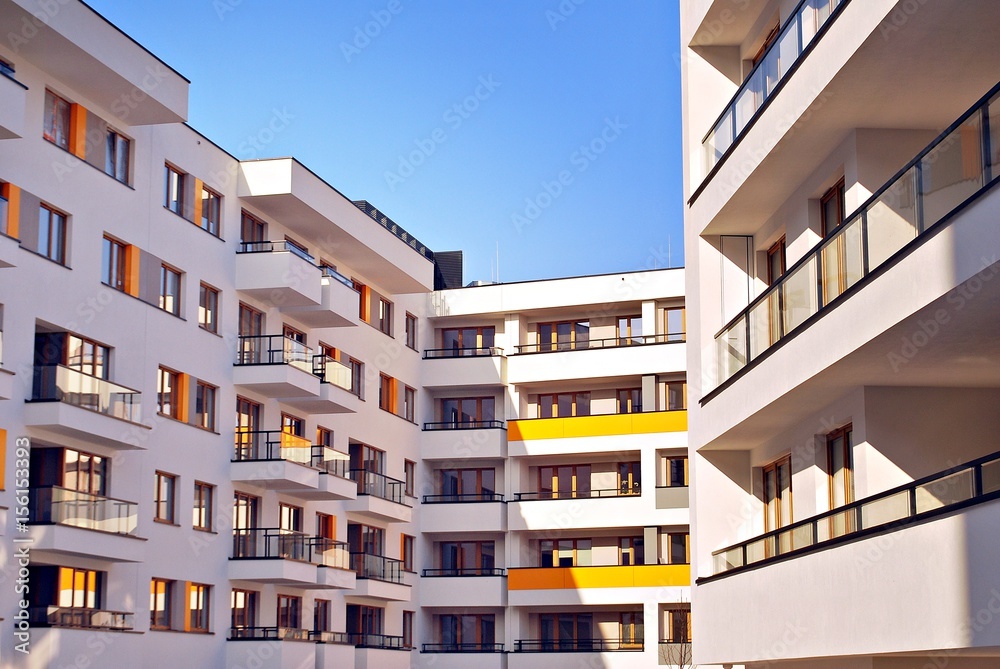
[0,2,693,668]
[681,0,1000,667]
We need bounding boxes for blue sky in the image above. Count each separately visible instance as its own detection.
[87,0,683,284]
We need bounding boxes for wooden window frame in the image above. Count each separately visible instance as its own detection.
[193,481,214,531]
[150,578,174,630]
[762,454,793,533]
[401,534,415,572]
[154,471,177,524]
[821,178,846,237]
[240,210,266,244]
[230,588,258,632]
[187,583,211,633]
[102,235,126,291]
[164,164,185,215]
[43,89,71,149]
[766,237,786,286]
[663,307,686,343]
[537,391,591,418]
[404,460,415,497]
[200,185,222,236]
[404,312,417,350]
[105,128,131,184]
[38,203,67,265]
[198,283,219,333]
[157,366,181,419]
[378,297,393,336]
[617,387,642,414]
[159,263,182,316]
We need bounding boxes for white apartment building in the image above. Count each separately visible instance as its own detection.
[681,1,1000,668]
[0,2,694,668]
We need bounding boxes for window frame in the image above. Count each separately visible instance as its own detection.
[404,460,416,497]
[150,578,174,630]
[105,128,131,184]
[403,385,416,422]
[378,297,393,336]
[404,312,417,349]
[401,534,415,572]
[164,164,185,216]
[159,263,182,316]
[200,185,222,237]
[193,481,214,531]
[195,380,217,431]
[198,283,219,333]
[38,203,68,265]
[157,366,181,419]
[43,89,71,149]
[154,471,177,524]
[101,235,127,291]
[187,582,211,633]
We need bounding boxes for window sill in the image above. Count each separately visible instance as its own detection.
[153,518,180,527]
[193,527,218,535]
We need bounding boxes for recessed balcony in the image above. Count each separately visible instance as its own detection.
[507,335,685,384]
[422,421,506,460]
[421,347,506,389]
[419,568,506,607]
[25,364,148,449]
[343,470,412,523]
[226,627,324,669]
[511,638,643,653]
[231,431,355,500]
[29,606,133,631]
[229,528,355,590]
[421,493,506,533]
[507,565,690,608]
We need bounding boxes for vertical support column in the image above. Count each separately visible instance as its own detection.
[641,374,657,412]
[643,526,659,565]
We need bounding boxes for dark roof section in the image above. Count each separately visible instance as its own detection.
[433,251,464,290]
[353,200,434,261]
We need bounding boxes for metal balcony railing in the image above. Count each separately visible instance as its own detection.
[514,333,683,354]
[422,420,505,430]
[349,631,409,649]
[714,80,1000,389]
[711,448,1000,576]
[421,642,505,652]
[31,364,141,422]
[701,0,849,177]
[350,469,408,505]
[513,638,643,652]
[319,264,356,289]
[312,355,356,394]
[29,486,138,536]
[423,346,504,359]
[231,528,350,569]
[30,606,134,631]
[350,552,405,583]
[421,567,505,577]
[238,240,315,264]
[422,492,505,503]
[513,484,640,501]
[236,334,312,372]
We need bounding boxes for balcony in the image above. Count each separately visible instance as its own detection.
[419,568,506,607]
[305,355,363,413]
[507,335,685,385]
[283,266,361,328]
[512,639,642,653]
[712,81,1000,392]
[350,552,411,601]
[236,241,323,308]
[422,643,505,653]
[231,431,355,500]
[0,71,27,139]
[658,642,692,666]
[508,565,690,607]
[655,485,690,510]
[28,487,144,563]
[227,627,325,669]
[507,412,687,456]
[509,487,650,532]
[421,493,506,533]
[699,0,849,185]
[422,347,506,389]
[25,364,148,449]
[422,421,506,460]
[29,606,133,631]
[229,528,355,590]
[343,470,412,523]
[234,334,321,399]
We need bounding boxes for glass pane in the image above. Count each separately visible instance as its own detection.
[983,458,1000,495]
[706,108,734,168]
[481,469,495,496]
[866,165,919,268]
[860,490,910,529]
[915,468,974,513]
[776,21,800,79]
[556,322,572,350]
[734,72,760,135]
[481,327,495,349]
[920,118,984,228]
[988,94,1000,175]
[781,255,818,335]
[576,392,590,416]
[745,535,773,564]
[818,507,855,542]
[748,291,780,360]
[820,215,864,305]
[716,314,747,383]
[442,329,459,351]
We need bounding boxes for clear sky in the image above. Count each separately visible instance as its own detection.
[86,0,684,284]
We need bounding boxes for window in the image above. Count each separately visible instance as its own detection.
[314,599,331,633]
[188,583,211,633]
[60,448,108,495]
[157,367,180,418]
[750,22,780,67]
[105,129,130,183]
[279,502,303,532]
[378,297,393,335]
[619,461,641,495]
[664,307,686,342]
[150,578,173,630]
[349,357,363,398]
[617,388,642,414]
[616,316,642,344]
[767,237,786,286]
[438,468,496,501]
[198,283,219,333]
[347,604,384,637]
[233,492,259,531]
[441,397,495,426]
[64,335,108,379]
[316,513,336,540]
[539,613,592,650]
[240,210,266,244]
[442,326,495,355]
[404,312,417,349]
[231,589,258,636]
[200,186,221,236]
[43,90,70,149]
[347,522,384,555]
[193,481,214,531]
[403,385,415,422]
[660,455,689,487]
[821,178,846,236]
[277,594,301,630]
[102,236,126,291]
[663,607,691,643]
[283,323,305,345]
[404,460,415,497]
[538,465,590,500]
[763,455,793,533]
[620,536,644,566]
[159,264,181,315]
[538,392,590,418]
[666,381,687,410]
[351,279,367,321]
[38,204,67,265]
[235,396,261,458]
[195,381,217,431]
[540,538,591,567]
[281,412,305,439]
[165,165,185,215]
[620,611,643,647]
[439,540,495,575]
[537,321,587,351]
[154,471,176,523]
[402,610,414,648]
[378,374,394,412]
[439,614,495,649]
[316,426,334,447]
[665,532,690,565]
[828,424,854,536]
[401,534,415,571]
[238,303,264,364]
[350,443,385,475]
[46,566,101,610]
